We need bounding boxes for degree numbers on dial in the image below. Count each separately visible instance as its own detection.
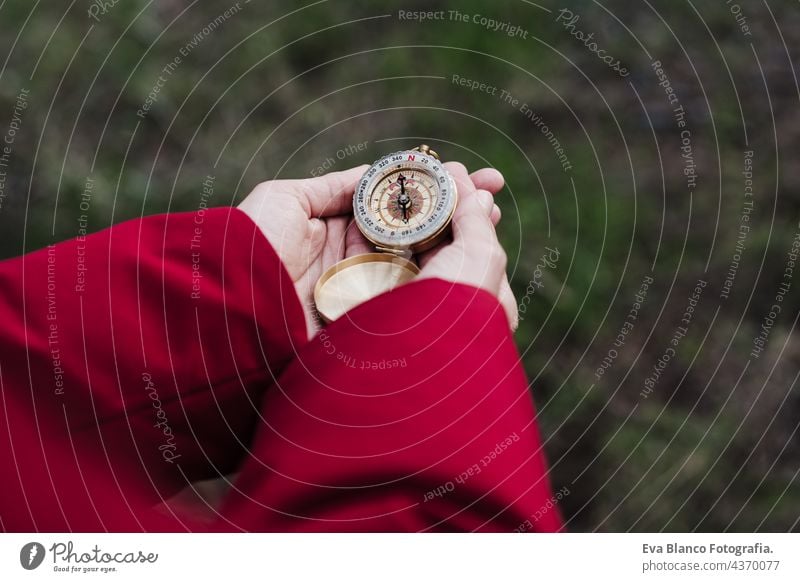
[353,150,456,249]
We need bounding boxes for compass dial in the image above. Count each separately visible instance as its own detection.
[354,150,457,252]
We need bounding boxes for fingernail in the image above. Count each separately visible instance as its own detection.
[477,190,493,213]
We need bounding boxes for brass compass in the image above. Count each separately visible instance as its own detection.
[313,144,458,323]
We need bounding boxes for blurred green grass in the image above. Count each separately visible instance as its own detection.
[0,0,798,531]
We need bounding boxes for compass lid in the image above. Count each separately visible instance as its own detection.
[313,253,420,323]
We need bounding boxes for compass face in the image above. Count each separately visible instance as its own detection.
[353,150,457,251]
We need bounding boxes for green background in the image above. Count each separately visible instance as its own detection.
[0,0,798,531]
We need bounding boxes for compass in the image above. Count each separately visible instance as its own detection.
[313,144,458,323]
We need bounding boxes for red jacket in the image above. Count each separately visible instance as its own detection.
[0,208,561,532]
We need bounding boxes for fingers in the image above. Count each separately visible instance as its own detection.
[445,162,492,245]
[433,182,506,295]
[470,170,508,325]
[263,163,503,221]
[472,192,502,241]
[451,187,498,246]
[499,276,518,331]
[469,167,503,225]
[415,165,477,270]
[443,161,476,201]
[292,164,369,218]
[470,167,504,194]
[419,166,501,264]
[445,163,496,240]
[490,203,501,226]
[463,188,513,327]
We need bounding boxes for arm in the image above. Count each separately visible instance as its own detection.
[0,207,306,530]
[218,278,562,532]
[217,164,563,532]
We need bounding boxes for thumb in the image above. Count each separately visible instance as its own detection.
[297,164,369,218]
[452,188,498,246]
[452,189,506,290]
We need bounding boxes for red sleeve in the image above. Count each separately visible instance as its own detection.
[218,278,563,532]
[0,208,307,531]
[1,206,560,532]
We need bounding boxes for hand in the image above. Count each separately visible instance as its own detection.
[238,163,515,337]
[238,166,370,338]
[416,163,518,330]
